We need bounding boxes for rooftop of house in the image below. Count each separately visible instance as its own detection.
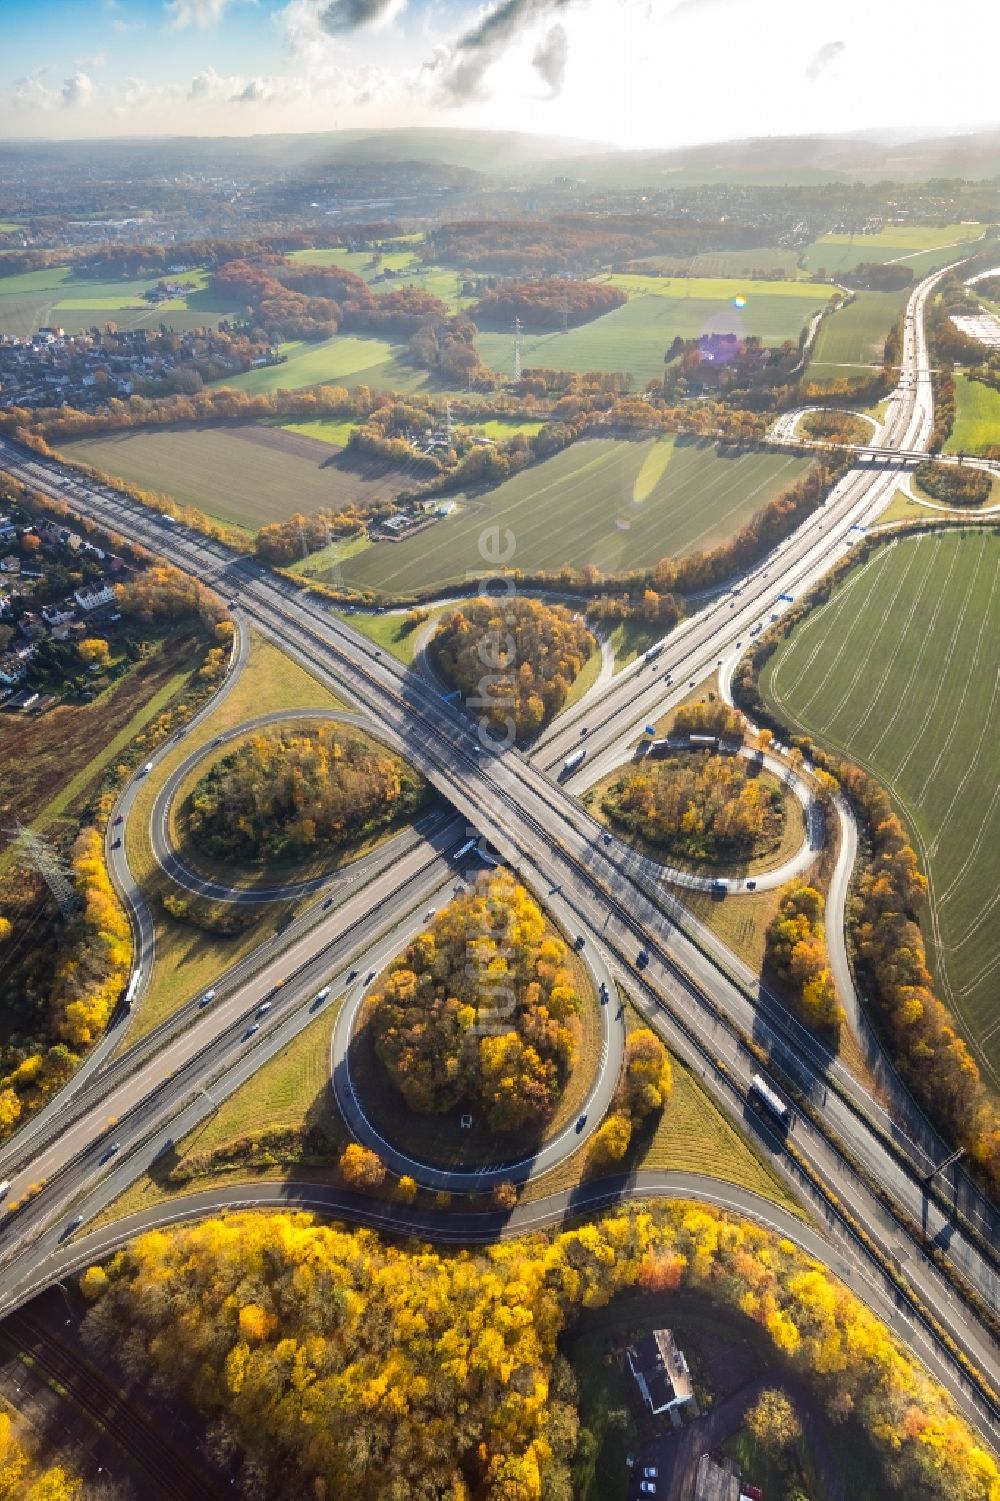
[627,1329,694,1414]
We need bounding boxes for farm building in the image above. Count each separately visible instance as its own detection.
[626,1329,696,1424]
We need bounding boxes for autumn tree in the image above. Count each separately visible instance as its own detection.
[79,1203,1000,1501]
[588,1111,632,1166]
[430,598,595,745]
[77,637,110,668]
[338,1143,386,1191]
[620,1030,672,1120]
[602,753,780,862]
[187,723,426,862]
[745,1387,802,1453]
[370,869,581,1133]
[765,883,844,1030]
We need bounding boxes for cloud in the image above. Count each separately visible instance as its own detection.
[165,0,237,28]
[439,0,574,101]
[13,70,57,111]
[61,71,96,109]
[805,39,846,81]
[316,0,406,33]
[532,22,568,95]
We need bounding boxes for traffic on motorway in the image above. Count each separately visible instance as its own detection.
[0,261,997,1445]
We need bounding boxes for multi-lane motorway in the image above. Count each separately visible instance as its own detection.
[0,258,997,1444]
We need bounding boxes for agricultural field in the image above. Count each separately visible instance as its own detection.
[59,423,417,531]
[333,437,811,595]
[801,222,987,276]
[0,263,238,337]
[805,289,908,380]
[477,283,826,385]
[220,333,435,396]
[760,530,1000,1076]
[636,248,805,277]
[945,371,1000,454]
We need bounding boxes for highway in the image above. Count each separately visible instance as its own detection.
[0,257,997,1441]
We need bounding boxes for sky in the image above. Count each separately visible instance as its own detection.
[1,0,998,150]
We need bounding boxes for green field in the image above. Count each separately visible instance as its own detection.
[607,273,823,305]
[472,417,545,439]
[761,531,1000,1076]
[220,334,435,396]
[331,437,811,595]
[59,423,417,530]
[637,248,805,277]
[945,371,1000,453]
[279,416,359,447]
[0,264,237,337]
[805,289,908,380]
[801,223,987,276]
[478,285,826,385]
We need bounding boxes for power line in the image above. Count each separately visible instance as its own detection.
[512,316,523,383]
[5,823,79,921]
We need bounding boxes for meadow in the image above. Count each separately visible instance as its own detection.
[59,423,417,530]
[805,289,909,380]
[636,248,804,277]
[800,222,987,276]
[220,333,434,396]
[0,263,238,337]
[760,530,1000,1076]
[333,437,811,595]
[945,371,1000,453]
[477,283,826,385]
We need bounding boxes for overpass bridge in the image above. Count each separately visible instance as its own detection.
[767,435,999,473]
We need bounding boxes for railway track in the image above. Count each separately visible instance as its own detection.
[0,1308,224,1500]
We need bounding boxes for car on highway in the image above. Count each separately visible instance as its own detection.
[141,761,153,775]
[322,896,334,909]
[257,1000,273,1017]
[102,1142,121,1162]
[315,985,331,1002]
[61,1215,84,1240]
[347,969,358,982]
[637,949,649,968]
[639,1484,657,1495]
[243,1024,260,1040]
[575,1114,587,1132]
[198,989,216,1007]
[113,814,123,826]
[111,837,121,849]
[0,1181,10,1199]
[365,971,376,984]
[746,879,757,891]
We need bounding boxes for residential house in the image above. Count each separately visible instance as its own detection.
[74,583,116,613]
[626,1330,696,1425]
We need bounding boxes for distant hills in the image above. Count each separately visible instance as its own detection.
[4,123,1000,186]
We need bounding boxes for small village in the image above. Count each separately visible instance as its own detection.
[0,506,128,708]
